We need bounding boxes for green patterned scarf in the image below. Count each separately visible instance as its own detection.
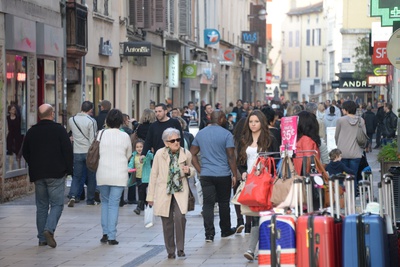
[166,148,183,194]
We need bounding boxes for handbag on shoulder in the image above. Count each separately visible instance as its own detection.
[86,130,105,172]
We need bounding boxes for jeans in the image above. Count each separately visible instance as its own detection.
[376,124,382,146]
[35,177,65,242]
[382,137,394,146]
[98,185,124,240]
[342,157,362,190]
[69,153,96,204]
[200,175,232,237]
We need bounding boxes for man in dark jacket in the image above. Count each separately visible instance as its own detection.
[362,105,377,152]
[96,100,111,130]
[382,102,398,145]
[374,101,385,148]
[22,104,73,248]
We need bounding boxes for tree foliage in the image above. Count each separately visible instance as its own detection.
[353,36,373,80]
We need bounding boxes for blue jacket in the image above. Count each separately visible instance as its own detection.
[128,150,153,183]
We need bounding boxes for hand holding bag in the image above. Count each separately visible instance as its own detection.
[144,205,154,228]
[86,130,105,172]
[237,156,275,210]
[231,180,246,205]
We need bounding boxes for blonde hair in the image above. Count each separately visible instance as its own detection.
[140,109,156,124]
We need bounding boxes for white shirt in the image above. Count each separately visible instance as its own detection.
[246,146,258,173]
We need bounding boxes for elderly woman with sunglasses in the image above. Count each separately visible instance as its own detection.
[146,127,195,259]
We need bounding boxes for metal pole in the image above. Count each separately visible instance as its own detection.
[61,0,67,126]
[81,0,86,103]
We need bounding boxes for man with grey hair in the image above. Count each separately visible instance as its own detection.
[190,110,237,243]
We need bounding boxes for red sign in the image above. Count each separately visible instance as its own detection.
[372,41,390,65]
[280,116,298,152]
[266,72,272,84]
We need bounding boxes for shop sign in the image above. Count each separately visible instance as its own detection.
[168,54,179,88]
[99,38,112,56]
[372,41,390,65]
[5,14,36,52]
[204,29,220,45]
[340,78,371,88]
[219,49,235,65]
[373,66,388,75]
[280,82,288,90]
[370,0,400,27]
[182,64,197,79]
[331,81,340,88]
[241,31,258,44]
[122,42,151,56]
[368,75,387,85]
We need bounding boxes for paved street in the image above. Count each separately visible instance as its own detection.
[0,143,384,267]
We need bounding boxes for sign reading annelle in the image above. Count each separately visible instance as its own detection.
[122,42,152,56]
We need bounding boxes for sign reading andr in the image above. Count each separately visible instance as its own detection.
[123,42,152,56]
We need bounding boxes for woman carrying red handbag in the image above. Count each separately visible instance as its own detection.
[236,110,279,261]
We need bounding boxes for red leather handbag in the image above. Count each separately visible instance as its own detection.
[238,156,275,211]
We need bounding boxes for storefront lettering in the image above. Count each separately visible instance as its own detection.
[125,46,150,54]
[342,80,368,88]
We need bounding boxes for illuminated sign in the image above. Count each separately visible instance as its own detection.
[372,41,391,65]
[241,31,259,44]
[204,29,220,45]
[368,75,387,85]
[370,0,400,27]
[168,54,179,88]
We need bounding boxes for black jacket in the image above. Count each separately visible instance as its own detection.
[325,161,355,176]
[22,120,73,182]
[362,110,377,135]
[376,106,385,125]
[96,110,109,130]
[382,111,398,138]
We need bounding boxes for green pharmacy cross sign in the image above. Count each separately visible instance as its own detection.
[371,0,400,27]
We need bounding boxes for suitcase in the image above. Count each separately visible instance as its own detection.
[381,174,399,267]
[342,175,389,267]
[258,178,303,267]
[259,214,296,267]
[295,174,344,267]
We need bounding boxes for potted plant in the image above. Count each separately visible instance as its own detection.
[377,141,400,178]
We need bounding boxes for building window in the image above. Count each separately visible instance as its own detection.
[104,0,109,16]
[295,30,299,47]
[306,29,310,46]
[306,61,310,77]
[315,60,319,77]
[5,54,28,174]
[289,31,293,47]
[313,29,321,46]
[295,61,300,78]
[86,67,115,116]
[288,61,293,79]
[93,0,98,12]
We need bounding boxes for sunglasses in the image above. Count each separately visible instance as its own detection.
[167,138,181,143]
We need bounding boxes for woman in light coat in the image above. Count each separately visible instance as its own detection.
[96,109,132,245]
[146,128,195,259]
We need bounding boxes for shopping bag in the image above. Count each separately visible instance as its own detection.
[231,180,245,205]
[237,156,275,210]
[144,205,154,228]
[195,175,203,205]
[188,187,195,211]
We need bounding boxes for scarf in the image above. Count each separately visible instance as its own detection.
[166,148,183,194]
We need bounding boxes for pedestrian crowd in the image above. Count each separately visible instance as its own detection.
[21,96,398,261]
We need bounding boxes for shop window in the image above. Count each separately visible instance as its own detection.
[85,67,114,116]
[5,54,28,176]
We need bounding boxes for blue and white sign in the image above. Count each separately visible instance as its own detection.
[241,31,259,44]
[204,29,220,45]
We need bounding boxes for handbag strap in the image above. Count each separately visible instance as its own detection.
[97,129,105,142]
[73,116,89,141]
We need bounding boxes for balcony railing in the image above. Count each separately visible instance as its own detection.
[66,1,88,57]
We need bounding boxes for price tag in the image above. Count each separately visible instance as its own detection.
[280,116,298,152]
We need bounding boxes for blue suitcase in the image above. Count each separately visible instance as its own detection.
[342,213,389,267]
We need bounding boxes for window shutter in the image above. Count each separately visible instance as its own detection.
[130,0,144,28]
[168,0,175,33]
[154,0,166,30]
[178,0,189,35]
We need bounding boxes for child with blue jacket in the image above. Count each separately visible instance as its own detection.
[128,139,153,215]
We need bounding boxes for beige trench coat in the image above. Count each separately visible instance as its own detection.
[146,147,195,217]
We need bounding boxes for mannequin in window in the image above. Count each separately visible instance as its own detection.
[6,103,23,170]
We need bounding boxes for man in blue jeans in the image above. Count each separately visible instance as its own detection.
[190,110,237,242]
[67,101,98,207]
[23,104,73,248]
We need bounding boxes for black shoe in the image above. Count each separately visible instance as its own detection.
[168,253,176,259]
[221,227,236,238]
[80,190,85,201]
[67,198,75,208]
[133,207,141,215]
[119,200,126,207]
[205,235,214,242]
[43,230,56,248]
[108,240,119,245]
[177,250,186,257]
[100,234,108,243]
[236,224,245,234]
[38,241,47,246]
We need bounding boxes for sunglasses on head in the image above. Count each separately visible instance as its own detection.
[167,138,181,143]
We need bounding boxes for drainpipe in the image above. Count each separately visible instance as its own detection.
[61,0,67,126]
[81,0,86,103]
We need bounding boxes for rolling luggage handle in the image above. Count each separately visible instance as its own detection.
[305,176,314,213]
[362,171,374,201]
[343,174,356,215]
[383,173,397,224]
[358,180,372,212]
[329,174,344,219]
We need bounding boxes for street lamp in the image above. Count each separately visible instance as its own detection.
[248,9,267,20]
